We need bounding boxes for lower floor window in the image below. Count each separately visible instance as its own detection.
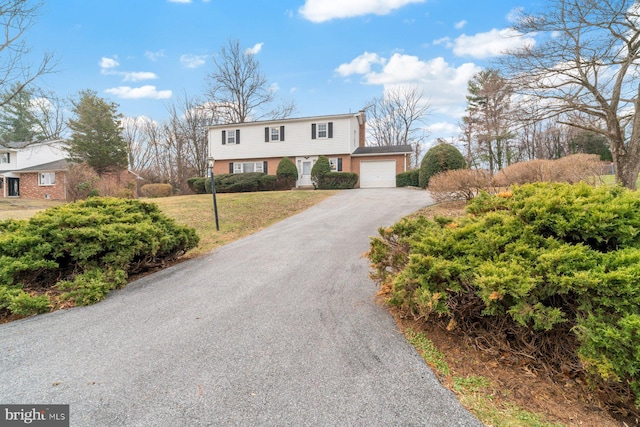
[234,162,264,173]
[39,172,56,186]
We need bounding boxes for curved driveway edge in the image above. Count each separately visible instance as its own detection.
[0,188,482,426]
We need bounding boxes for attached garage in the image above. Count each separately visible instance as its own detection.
[359,160,397,188]
[351,145,412,189]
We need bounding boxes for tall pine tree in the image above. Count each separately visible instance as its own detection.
[0,84,45,143]
[67,90,128,175]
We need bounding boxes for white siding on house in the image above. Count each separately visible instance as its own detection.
[208,114,361,161]
[2,141,68,170]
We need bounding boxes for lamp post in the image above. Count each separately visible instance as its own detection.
[207,156,220,231]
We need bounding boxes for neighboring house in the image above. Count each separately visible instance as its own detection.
[207,112,412,188]
[0,140,70,200]
[0,140,141,200]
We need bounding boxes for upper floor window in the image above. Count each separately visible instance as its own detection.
[39,172,55,186]
[317,123,327,139]
[1,153,9,163]
[311,122,333,139]
[222,129,240,145]
[265,125,285,142]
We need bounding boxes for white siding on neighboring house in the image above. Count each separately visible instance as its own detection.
[208,114,361,161]
[0,141,68,170]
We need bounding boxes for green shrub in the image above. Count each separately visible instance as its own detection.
[140,183,173,198]
[318,172,358,189]
[276,157,298,180]
[419,143,466,188]
[276,157,298,190]
[310,156,331,189]
[368,182,640,412]
[206,172,266,193]
[187,177,207,194]
[397,170,420,187]
[0,197,199,318]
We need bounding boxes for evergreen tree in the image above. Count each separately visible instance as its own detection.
[67,90,128,175]
[0,84,44,143]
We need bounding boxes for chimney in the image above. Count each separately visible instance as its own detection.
[357,110,366,147]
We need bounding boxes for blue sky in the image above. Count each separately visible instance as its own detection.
[27,0,539,143]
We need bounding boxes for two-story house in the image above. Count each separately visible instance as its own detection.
[207,112,412,188]
[0,140,70,199]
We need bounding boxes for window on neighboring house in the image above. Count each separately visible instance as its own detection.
[1,153,9,163]
[222,129,240,145]
[271,127,280,141]
[39,172,55,186]
[233,162,264,173]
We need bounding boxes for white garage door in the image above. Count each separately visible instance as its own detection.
[360,160,397,188]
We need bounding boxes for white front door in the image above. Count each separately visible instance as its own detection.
[296,157,317,187]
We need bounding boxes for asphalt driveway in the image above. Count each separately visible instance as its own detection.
[0,188,482,426]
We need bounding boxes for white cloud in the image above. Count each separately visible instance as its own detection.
[105,85,172,100]
[336,52,481,117]
[122,71,158,82]
[433,37,453,48]
[269,82,280,93]
[168,0,191,3]
[299,0,425,23]
[100,57,119,69]
[454,20,467,29]
[245,43,264,55]
[335,52,386,77]
[506,7,524,23]
[452,28,535,59]
[427,121,459,136]
[145,50,165,61]
[180,54,207,68]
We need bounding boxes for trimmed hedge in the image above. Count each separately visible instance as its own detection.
[318,172,358,189]
[368,182,640,414]
[396,170,420,187]
[0,198,199,317]
[140,183,173,198]
[205,173,277,193]
[187,177,207,194]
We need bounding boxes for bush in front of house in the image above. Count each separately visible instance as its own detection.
[0,197,199,318]
[187,177,207,194]
[396,170,420,187]
[276,157,298,190]
[368,182,640,415]
[317,172,358,189]
[204,172,276,193]
[418,143,466,188]
[427,168,493,202]
[310,156,332,189]
[140,183,173,198]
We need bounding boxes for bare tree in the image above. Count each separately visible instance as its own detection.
[0,0,55,108]
[463,69,515,174]
[502,0,640,189]
[365,85,430,168]
[31,89,66,140]
[205,39,295,123]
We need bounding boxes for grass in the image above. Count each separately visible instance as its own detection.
[404,328,565,427]
[146,190,337,256]
[0,199,64,220]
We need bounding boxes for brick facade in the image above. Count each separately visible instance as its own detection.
[18,172,67,200]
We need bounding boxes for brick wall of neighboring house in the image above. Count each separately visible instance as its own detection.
[19,172,67,200]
